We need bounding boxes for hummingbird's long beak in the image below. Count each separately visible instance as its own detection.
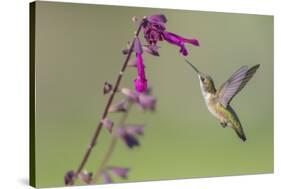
[185,59,200,74]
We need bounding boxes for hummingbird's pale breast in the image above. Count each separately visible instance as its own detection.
[199,81,225,122]
[197,82,227,123]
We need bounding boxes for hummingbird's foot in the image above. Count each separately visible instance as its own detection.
[220,122,227,128]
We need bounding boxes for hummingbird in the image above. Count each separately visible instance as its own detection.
[185,60,260,142]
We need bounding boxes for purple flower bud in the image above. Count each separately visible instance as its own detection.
[101,118,114,133]
[64,170,75,186]
[101,171,112,184]
[138,93,156,111]
[134,77,147,93]
[133,37,143,54]
[142,14,199,56]
[142,15,166,45]
[116,127,140,148]
[136,53,145,79]
[146,14,167,24]
[103,82,112,95]
[162,31,199,56]
[133,52,148,93]
[108,100,127,113]
[79,170,93,184]
[124,125,144,135]
[108,167,130,179]
[143,23,165,45]
[121,88,139,102]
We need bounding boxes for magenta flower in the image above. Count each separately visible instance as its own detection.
[134,77,147,93]
[162,31,199,56]
[142,14,199,56]
[133,37,148,93]
[142,15,166,45]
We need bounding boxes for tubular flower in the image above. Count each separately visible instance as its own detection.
[133,37,148,93]
[162,31,199,56]
[116,125,144,148]
[142,14,199,56]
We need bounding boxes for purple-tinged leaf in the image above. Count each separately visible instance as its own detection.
[116,127,140,148]
[108,100,127,113]
[138,93,156,111]
[121,88,139,102]
[101,118,114,133]
[101,171,112,184]
[142,45,160,56]
[133,37,143,54]
[125,125,144,136]
[108,167,130,179]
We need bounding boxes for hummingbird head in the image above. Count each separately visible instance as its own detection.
[185,59,216,94]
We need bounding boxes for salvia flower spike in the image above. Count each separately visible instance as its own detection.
[67,14,199,186]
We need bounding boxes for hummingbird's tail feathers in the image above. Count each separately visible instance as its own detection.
[233,126,247,142]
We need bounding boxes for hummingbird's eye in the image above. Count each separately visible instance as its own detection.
[200,77,205,82]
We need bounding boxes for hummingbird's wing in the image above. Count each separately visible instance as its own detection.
[217,64,260,107]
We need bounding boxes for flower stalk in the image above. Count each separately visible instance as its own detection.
[74,21,144,179]
[92,102,133,183]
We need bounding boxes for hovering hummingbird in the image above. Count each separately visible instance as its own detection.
[185,60,260,141]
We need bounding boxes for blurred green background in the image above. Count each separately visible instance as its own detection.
[34,1,273,187]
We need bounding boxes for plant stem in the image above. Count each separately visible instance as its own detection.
[74,21,143,178]
[92,102,133,183]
